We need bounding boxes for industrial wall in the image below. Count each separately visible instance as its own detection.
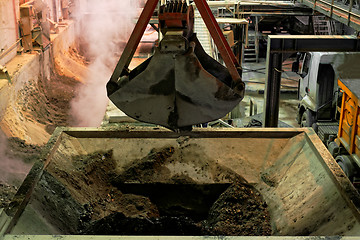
[0,22,77,144]
[0,0,141,143]
[1,0,71,66]
[0,0,20,66]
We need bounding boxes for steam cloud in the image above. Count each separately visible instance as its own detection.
[0,132,31,185]
[70,0,140,127]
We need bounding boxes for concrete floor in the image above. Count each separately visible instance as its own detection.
[238,58,300,128]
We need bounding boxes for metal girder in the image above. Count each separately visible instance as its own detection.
[110,0,243,86]
[264,52,283,128]
[264,35,360,127]
[236,4,313,16]
[193,0,242,84]
[300,0,360,31]
[268,35,360,53]
[194,1,313,17]
[237,11,313,16]
[109,0,158,85]
[2,236,360,240]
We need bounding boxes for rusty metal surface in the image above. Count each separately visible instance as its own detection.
[108,0,158,86]
[109,33,242,130]
[159,1,192,31]
[193,0,243,85]
[2,127,360,237]
[108,0,245,130]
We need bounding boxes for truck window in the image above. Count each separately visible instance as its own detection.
[301,53,311,78]
[317,64,335,116]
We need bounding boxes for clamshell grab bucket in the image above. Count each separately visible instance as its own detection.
[108,34,244,130]
[107,1,245,131]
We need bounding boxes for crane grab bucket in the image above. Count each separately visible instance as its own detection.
[107,0,245,131]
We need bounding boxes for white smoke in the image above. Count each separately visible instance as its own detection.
[0,132,31,185]
[70,0,140,127]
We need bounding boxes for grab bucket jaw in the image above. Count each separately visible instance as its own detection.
[108,33,244,130]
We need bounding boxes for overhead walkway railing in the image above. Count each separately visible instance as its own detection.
[193,0,360,30]
[299,0,360,31]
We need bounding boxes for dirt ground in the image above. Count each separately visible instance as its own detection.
[44,145,272,236]
[0,46,85,145]
[0,136,43,209]
[0,183,18,209]
[0,47,86,209]
[6,137,42,164]
[23,47,84,135]
[203,183,271,236]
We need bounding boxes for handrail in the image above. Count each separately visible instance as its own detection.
[301,0,360,30]
[0,40,21,62]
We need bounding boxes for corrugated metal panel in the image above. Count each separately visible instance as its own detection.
[317,123,338,142]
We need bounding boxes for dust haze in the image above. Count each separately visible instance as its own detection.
[70,0,140,127]
[0,132,31,185]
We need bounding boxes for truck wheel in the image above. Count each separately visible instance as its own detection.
[328,141,340,157]
[336,155,355,182]
[296,110,302,125]
[300,109,315,128]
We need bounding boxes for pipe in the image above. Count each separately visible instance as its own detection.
[12,0,19,40]
[0,40,21,61]
[263,52,283,127]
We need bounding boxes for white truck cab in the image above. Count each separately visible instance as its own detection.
[296,52,360,128]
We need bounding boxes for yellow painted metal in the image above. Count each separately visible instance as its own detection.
[338,79,360,158]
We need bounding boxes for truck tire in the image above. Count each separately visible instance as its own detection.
[328,141,340,157]
[300,109,316,128]
[336,155,355,182]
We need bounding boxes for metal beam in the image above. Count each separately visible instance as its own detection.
[194,0,242,83]
[196,0,313,19]
[264,52,283,127]
[2,236,360,240]
[236,12,313,16]
[300,0,360,31]
[109,0,159,85]
[268,35,360,53]
[264,35,360,127]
